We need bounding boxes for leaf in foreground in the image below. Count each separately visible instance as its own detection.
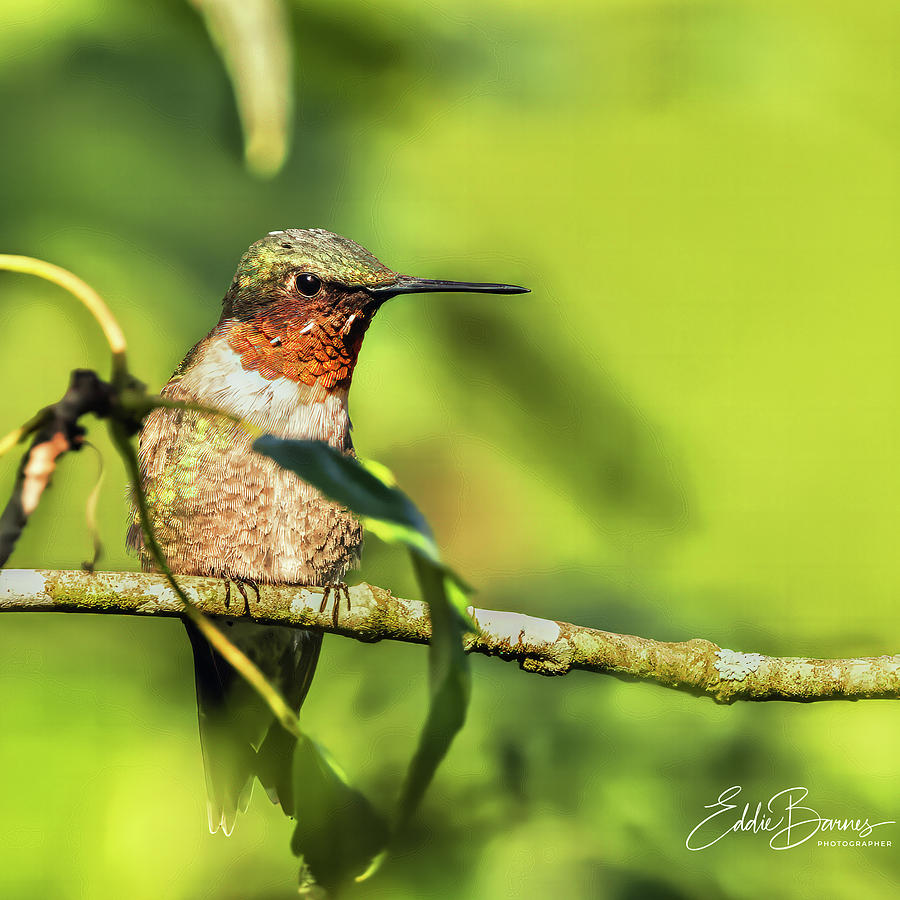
[254,437,472,848]
[290,736,389,892]
[253,436,434,548]
[394,555,470,831]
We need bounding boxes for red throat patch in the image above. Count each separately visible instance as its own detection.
[225,309,371,390]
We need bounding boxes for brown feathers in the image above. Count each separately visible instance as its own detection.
[129,331,363,586]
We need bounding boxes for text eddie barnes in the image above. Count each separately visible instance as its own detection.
[686,786,895,851]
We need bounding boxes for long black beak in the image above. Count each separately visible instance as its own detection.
[370,275,528,300]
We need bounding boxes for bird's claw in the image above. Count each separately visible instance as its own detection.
[320,582,351,628]
[223,575,260,616]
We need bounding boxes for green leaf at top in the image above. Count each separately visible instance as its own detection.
[192,0,293,177]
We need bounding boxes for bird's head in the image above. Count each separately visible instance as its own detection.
[221,228,527,391]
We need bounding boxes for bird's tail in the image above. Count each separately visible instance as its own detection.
[183,620,322,835]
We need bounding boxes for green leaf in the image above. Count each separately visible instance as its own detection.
[394,554,471,831]
[253,436,434,547]
[290,735,389,892]
[191,0,293,177]
[255,437,474,598]
[255,435,472,866]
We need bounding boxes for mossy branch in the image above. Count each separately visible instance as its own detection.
[1,568,897,703]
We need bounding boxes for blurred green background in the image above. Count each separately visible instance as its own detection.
[1,0,899,897]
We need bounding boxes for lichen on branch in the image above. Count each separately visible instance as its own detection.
[1,568,897,704]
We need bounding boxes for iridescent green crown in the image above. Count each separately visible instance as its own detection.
[234,228,397,291]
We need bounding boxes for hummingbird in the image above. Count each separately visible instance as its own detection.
[127,228,526,834]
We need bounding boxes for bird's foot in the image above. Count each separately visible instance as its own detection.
[222,575,260,616]
[319,581,351,629]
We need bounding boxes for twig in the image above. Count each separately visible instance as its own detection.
[0,255,128,381]
[1,569,897,704]
[0,372,113,567]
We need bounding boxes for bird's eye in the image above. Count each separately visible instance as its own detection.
[295,273,322,296]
